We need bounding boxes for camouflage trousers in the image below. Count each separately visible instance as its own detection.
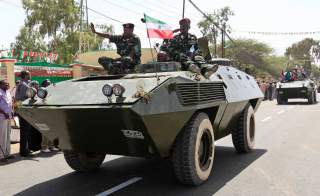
[98,56,136,70]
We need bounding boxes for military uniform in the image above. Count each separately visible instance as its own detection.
[98,23,141,72]
[163,18,218,77]
[166,32,201,62]
[109,34,141,65]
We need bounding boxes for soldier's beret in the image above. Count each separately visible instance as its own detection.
[123,23,134,29]
[179,18,191,25]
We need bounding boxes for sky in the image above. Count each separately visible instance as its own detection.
[1,0,320,56]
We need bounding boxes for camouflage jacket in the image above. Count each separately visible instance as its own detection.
[109,34,141,65]
[165,32,201,62]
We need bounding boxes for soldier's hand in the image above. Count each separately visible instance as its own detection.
[179,53,188,62]
[90,23,96,33]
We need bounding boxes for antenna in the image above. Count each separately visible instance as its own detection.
[79,0,90,53]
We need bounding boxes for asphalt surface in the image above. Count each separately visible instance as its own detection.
[1,95,320,196]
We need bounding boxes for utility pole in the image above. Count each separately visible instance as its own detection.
[182,0,185,18]
[221,23,225,58]
[79,0,89,53]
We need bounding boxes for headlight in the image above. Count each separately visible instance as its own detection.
[37,87,48,99]
[102,84,113,97]
[26,87,37,99]
[112,84,125,96]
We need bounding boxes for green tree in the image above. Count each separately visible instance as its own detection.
[15,26,47,52]
[285,38,320,75]
[225,39,273,67]
[285,38,320,60]
[197,6,234,57]
[14,0,113,63]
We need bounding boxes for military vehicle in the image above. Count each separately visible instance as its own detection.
[276,79,317,104]
[17,58,263,186]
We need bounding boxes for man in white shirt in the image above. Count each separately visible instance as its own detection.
[0,79,14,160]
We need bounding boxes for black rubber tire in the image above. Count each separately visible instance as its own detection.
[63,150,106,172]
[277,96,282,105]
[277,96,287,105]
[308,92,314,104]
[232,105,255,153]
[172,112,215,186]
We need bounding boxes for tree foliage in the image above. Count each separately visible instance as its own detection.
[285,38,320,61]
[197,6,234,57]
[14,0,113,63]
[225,39,273,67]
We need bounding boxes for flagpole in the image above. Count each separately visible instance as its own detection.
[143,13,155,62]
[182,0,185,18]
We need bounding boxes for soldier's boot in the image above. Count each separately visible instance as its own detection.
[98,56,113,71]
[188,63,201,74]
[203,64,219,79]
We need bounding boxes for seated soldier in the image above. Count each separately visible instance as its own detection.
[161,18,218,77]
[90,22,141,74]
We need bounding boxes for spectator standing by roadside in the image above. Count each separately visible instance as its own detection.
[15,71,32,157]
[0,79,14,160]
[10,80,20,129]
[28,81,42,152]
[39,79,59,153]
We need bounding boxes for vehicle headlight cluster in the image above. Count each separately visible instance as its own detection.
[26,87,49,100]
[37,87,48,99]
[102,83,125,97]
[26,87,37,99]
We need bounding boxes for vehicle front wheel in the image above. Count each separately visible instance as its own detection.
[232,104,255,153]
[308,92,315,104]
[63,150,106,172]
[172,112,215,186]
[277,96,282,104]
[314,91,317,103]
[277,96,287,105]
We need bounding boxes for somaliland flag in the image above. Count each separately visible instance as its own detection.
[144,14,173,39]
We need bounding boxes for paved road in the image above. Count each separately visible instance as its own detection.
[1,96,320,196]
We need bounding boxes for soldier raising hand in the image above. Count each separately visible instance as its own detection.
[90,22,141,72]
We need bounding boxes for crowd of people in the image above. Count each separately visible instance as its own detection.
[280,66,307,82]
[257,79,277,101]
[0,70,58,161]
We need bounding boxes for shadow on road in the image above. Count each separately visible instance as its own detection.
[15,146,267,196]
[0,151,62,166]
[277,100,318,105]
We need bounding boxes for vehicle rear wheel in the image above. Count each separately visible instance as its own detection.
[277,96,287,104]
[172,112,215,186]
[63,150,106,172]
[308,92,314,104]
[232,104,255,153]
[276,96,282,105]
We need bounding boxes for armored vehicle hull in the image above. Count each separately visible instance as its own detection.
[276,80,317,104]
[18,62,263,185]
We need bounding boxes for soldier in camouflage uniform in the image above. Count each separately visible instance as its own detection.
[163,18,218,77]
[90,23,141,73]
[166,18,201,62]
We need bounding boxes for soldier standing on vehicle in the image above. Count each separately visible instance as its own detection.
[90,22,141,71]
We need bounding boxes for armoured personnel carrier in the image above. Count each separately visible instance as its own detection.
[276,79,317,104]
[17,58,263,186]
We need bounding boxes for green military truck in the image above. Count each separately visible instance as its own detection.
[276,79,318,104]
[17,59,263,186]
